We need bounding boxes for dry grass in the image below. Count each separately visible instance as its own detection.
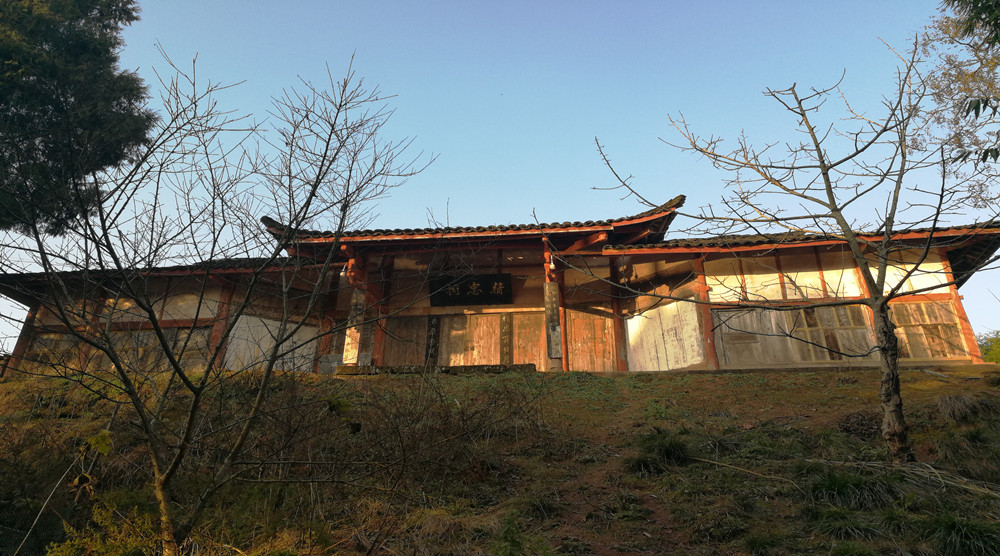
[4,365,1000,554]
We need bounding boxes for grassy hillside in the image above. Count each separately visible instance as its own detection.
[2,366,1000,555]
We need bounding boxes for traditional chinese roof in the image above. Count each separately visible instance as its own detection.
[260,195,686,253]
[3,210,997,308]
[602,221,1000,288]
[0,257,323,306]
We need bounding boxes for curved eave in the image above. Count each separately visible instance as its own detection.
[261,198,684,249]
[288,224,614,244]
[601,225,1000,254]
[0,258,334,306]
[599,224,1000,289]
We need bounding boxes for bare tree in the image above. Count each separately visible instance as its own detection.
[594,50,999,463]
[0,57,426,554]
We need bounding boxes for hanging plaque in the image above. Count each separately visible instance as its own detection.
[430,273,513,306]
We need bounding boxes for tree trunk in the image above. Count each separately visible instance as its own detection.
[873,302,916,463]
[153,475,181,556]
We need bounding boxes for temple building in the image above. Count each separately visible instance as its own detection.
[2,195,999,376]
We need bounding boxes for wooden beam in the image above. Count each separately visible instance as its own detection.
[773,250,788,298]
[613,229,653,246]
[561,231,609,254]
[41,317,223,334]
[292,224,618,245]
[599,226,1000,257]
[557,270,570,373]
[148,261,347,278]
[370,320,387,367]
[890,292,955,302]
[938,248,984,363]
[313,286,339,373]
[369,257,392,367]
[604,240,853,256]
[609,260,629,372]
[342,286,367,366]
[499,313,514,365]
[425,315,441,365]
[343,252,364,287]
[378,306,545,317]
[313,312,335,374]
[608,208,679,228]
[692,257,720,370]
[543,282,562,363]
[813,248,830,298]
[543,247,567,371]
[341,252,372,366]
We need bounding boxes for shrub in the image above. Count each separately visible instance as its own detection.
[923,513,1000,556]
[837,410,881,440]
[977,330,1000,364]
[938,395,993,424]
[810,469,901,511]
[517,491,563,521]
[624,427,690,475]
[46,502,157,556]
[808,507,881,540]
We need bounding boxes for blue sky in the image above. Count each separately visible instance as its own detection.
[8,1,1000,349]
[115,0,999,334]
[120,1,944,227]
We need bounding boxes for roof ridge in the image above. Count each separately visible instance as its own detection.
[260,194,686,239]
[603,220,1000,250]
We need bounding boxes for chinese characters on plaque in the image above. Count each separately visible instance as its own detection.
[430,273,513,306]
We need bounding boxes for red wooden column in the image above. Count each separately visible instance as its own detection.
[341,252,386,366]
[209,283,235,371]
[1,302,39,378]
[369,256,393,367]
[558,270,570,372]
[692,256,720,370]
[609,258,629,372]
[341,254,368,366]
[543,247,570,372]
[939,247,984,363]
[313,295,338,374]
[813,247,830,298]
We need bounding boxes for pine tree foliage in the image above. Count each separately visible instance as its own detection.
[944,0,1000,45]
[0,0,156,234]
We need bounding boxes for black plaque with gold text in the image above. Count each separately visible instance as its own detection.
[430,273,513,306]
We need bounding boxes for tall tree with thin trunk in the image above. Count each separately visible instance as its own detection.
[597,50,997,463]
[0,0,156,234]
[0,57,427,554]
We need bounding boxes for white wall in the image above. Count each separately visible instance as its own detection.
[225,315,318,372]
[625,300,704,371]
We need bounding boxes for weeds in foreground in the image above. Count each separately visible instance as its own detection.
[624,427,691,475]
[493,512,554,556]
[46,502,157,556]
[809,469,901,510]
[10,373,1000,555]
[515,490,564,522]
[806,506,882,541]
[741,531,783,555]
[922,513,1000,556]
[586,490,652,525]
[938,394,994,424]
